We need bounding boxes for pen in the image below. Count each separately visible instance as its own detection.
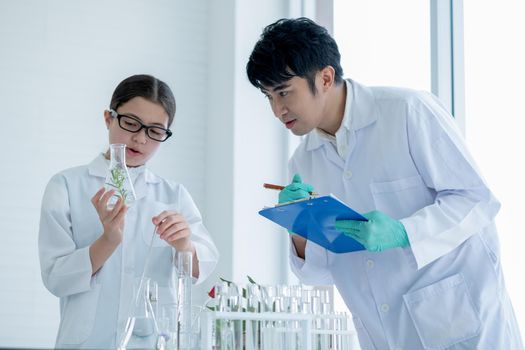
[263,183,317,196]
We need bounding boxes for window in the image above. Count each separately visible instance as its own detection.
[333,0,430,90]
[463,0,525,336]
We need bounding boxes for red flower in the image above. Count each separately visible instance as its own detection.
[208,286,215,298]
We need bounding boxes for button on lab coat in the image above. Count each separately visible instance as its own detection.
[39,154,219,349]
[289,80,523,349]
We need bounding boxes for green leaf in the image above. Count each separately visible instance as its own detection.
[107,167,129,202]
[247,275,258,285]
[219,276,233,286]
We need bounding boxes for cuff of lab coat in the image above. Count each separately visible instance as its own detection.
[75,246,96,292]
[401,208,492,270]
[193,241,218,285]
[46,246,95,297]
[289,236,306,268]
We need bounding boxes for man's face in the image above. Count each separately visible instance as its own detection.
[261,75,327,136]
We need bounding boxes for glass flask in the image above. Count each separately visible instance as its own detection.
[104,143,136,208]
[132,278,157,338]
[118,278,159,350]
[117,225,160,350]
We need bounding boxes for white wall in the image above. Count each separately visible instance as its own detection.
[0,0,292,348]
[0,0,210,347]
[232,1,290,284]
[206,0,291,287]
[205,0,236,297]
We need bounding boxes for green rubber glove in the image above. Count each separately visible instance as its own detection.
[279,174,314,235]
[335,210,409,252]
[278,174,314,204]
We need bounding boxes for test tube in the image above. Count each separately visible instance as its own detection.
[175,251,192,350]
[228,283,243,349]
[246,283,261,350]
[287,296,301,350]
[215,282,235,350]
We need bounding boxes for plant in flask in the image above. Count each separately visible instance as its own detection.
[107,167,129,202]
[105,143,137,208]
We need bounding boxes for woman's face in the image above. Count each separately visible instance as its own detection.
[104,96,171,167]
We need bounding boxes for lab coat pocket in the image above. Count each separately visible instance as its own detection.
[370,175,433,218]
[57,283,101,346]
[403,273,481,350]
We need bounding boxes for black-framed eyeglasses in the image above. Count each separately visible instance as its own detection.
[109,109,172,142]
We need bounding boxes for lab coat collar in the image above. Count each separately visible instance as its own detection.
[306,79,378,151]
[87,153,162,184]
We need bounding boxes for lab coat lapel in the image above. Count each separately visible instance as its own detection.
[342,80,379,164]
[323,143,345,169]
[133,172,147,201]
[128,168,161,201]
[132,170,157,201]
[346,129,357,162]
[87,154,110,178]
[347,79,378,131]
[305,80,378,170]
[306,131,345,169]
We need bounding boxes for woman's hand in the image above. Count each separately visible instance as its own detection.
[153,211,193,251]
[91,188,128,245]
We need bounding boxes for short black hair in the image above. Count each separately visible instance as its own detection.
[110,74,176,127]
[246,17,344,94]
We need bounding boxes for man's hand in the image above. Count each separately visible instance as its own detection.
[279,174,314,259]
[335,210,409,252]
[278,173,314,204]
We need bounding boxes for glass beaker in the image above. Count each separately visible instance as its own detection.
[104,143,136,208]
[159,304,203,350]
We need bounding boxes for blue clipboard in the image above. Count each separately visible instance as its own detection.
[259,195,368,254]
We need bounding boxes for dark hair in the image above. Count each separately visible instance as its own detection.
[109,74,176,127]
[246,17,344,94]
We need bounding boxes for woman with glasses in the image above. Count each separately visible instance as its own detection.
[38,74,219,349]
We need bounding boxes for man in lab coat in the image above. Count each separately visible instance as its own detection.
[246,17,523,349]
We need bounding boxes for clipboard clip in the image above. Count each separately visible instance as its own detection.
[274,196,317,207]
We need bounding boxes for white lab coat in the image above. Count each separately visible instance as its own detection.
[289,80,523,349]
[39,154,219,349]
